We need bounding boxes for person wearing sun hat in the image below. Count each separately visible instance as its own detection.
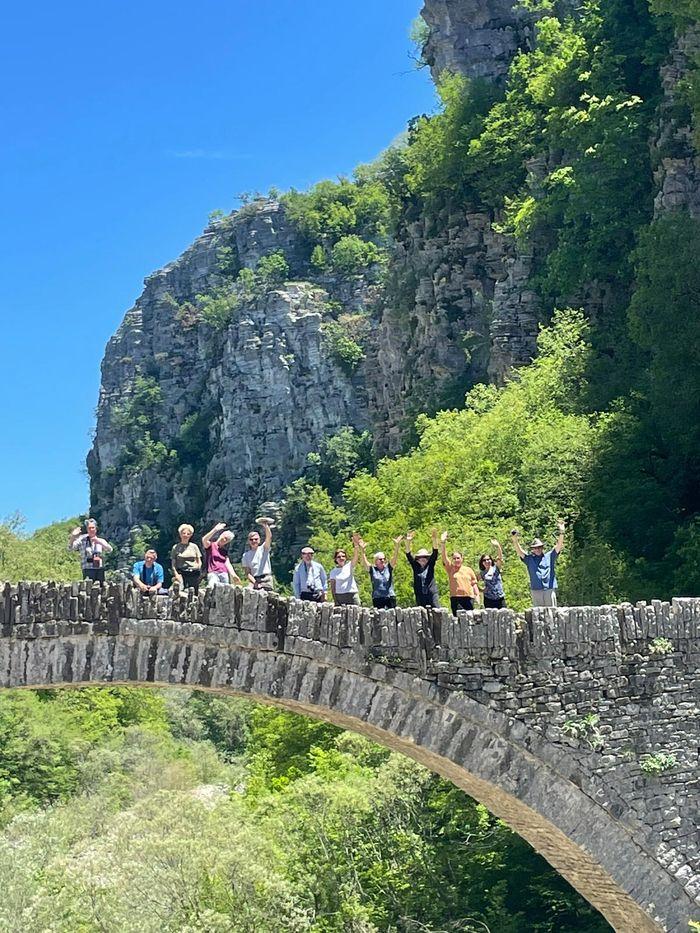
[511,519,566,607]
[405,528,441,608]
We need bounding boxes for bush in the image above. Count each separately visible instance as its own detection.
[321,322,365,372]
[329,235,384,274]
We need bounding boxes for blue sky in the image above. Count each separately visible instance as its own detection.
[0,0,435,531]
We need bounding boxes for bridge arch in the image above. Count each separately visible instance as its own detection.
[2,581,698,931]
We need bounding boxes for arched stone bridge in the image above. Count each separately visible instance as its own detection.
[2,581,698,931]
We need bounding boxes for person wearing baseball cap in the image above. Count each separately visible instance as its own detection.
[511,519,566,607]
[404,528,441,608]
[292,546,328,602]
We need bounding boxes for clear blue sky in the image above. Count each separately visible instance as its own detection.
[0,0,435,532]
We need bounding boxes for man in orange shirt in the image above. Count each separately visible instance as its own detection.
[440,531,480,615]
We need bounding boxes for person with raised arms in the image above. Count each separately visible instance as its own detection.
[405,528,440,609]
[511,519,565,607]
[440,530,480,615]
[479,539,506,608]
[241,517,274,591]
[358,536,402,609]
[329,533,362,606]
[202,522,241,587]
[68,519,113,584]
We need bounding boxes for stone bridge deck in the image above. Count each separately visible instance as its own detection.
[1,581,699,932]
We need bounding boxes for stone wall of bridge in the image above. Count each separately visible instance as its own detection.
[1,580,698,931]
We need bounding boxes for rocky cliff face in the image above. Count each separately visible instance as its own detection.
[89,0,699,550]
[89,204,372,545]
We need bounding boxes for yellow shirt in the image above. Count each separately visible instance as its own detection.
[447,564,478,598]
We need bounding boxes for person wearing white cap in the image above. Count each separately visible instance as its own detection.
[405,528,441,608]
[511,519,566,607]
[292,546,327,602]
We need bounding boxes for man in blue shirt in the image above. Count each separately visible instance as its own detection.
[511,520,565,607]
[292,547,328,602]
[132,549,167,595]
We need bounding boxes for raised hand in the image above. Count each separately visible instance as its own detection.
[392,535,403,545]
[556,518,566,533]
[214,521,227,532]
[490,538,500,548]
[405,530,415,543]
[71,526,82,537]
[440,530,448,543]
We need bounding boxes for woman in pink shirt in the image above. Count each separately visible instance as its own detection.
[202,523,241,587]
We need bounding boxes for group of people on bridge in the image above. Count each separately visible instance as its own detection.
[68,518,567,614]
[68,516,565,615]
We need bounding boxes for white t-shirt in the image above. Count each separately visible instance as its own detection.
[329,563,358,595]
[241,544,271,576]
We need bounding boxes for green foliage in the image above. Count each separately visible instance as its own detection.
[306,427,374,497]
[256,250,289,285]
[321,321,366,372]
[196,285,241,330]
[281,174,392,257]
[110,375,175,474]
[329,234,384,274]
[173,407,216,472]
[0,517,82,583]
[561,713,604,750]
[649,637,674,656]
[640,751,677,775]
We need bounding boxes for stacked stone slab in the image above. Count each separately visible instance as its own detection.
[1,581,698,931]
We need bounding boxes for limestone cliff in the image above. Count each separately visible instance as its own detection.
[89,0,698,552]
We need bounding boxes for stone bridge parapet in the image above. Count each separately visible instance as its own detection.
[1,581,699,932]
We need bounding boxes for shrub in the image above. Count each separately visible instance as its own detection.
[329,235,384,274]
[321,322,365,372]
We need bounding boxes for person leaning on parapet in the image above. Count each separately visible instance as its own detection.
[132,548,167,595]
[479,539,506,609]
[170,524,203,594]
[440,530,480,615]
[241,517,274,591]
[68,519,113,583]
[292,546,327,602]
[202,522,242,587]
[329,533,362,607]
[405,528,441,609]
[358,536,402,609]
[511,519,565,608]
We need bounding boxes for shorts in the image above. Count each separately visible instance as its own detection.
[207,572,230,586]
[531,589,557,608]
[253,574,275,591]
[373,596,396,610]
[334,592,361,607]
[483,596,506,609]
[83,568,105,584]
[416,592,441,609]
[450,596,474,615]
[301,591,325,603]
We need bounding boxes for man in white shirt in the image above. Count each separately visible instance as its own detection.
[241,517,274,590]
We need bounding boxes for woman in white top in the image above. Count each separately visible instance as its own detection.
[329,534,361,606]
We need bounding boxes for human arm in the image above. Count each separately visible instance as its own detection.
[350,533,361,570]
[242,557,257,587]
[440,530,450,570]
[292,566,302,599]
[257,517,273,549]
[330,572,337,598]
[470,569,480,603]
[491,539,504,569]
[554,518,566,554]
[510,529,526,559]
[225,559,242,585]
[202,522,226,550]
[404,531,415,566]
[68,527,83,551]
[390,536,402,569]
[357,538,371,571]
[170,547,182,585]
[319,565,328,598]
[95,537,113,553]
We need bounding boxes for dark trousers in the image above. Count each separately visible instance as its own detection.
[301,591,325,603]
[484,596,506,609]
[416,591,440,609]
[179,570,200,594]
[83,568,105,584]
[373,596,396,610]
[450,596,474,615]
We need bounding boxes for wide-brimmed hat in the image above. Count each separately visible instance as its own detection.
[530,538,545,549]
[415,548,431,558]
